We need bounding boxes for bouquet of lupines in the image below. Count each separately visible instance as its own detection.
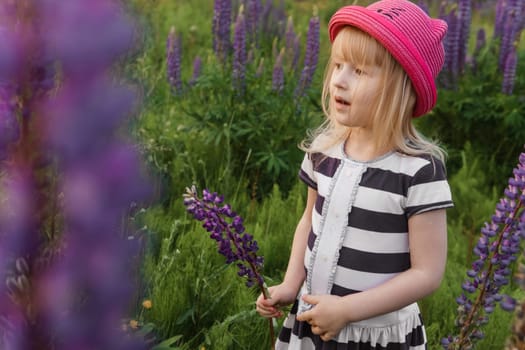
[183,185,275,349]
[442,149,525,349]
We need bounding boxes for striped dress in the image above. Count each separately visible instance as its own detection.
[276,142,453,350]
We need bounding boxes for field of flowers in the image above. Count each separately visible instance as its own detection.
[0,0,524,349]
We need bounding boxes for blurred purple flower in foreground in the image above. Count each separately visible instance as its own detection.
[0,0,150,349]
[443,148,525,350]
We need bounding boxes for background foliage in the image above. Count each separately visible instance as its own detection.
[123,0,525,349]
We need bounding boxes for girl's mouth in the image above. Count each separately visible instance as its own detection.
[335,96,350,106]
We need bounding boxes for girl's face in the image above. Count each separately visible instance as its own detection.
[329,56,383,129]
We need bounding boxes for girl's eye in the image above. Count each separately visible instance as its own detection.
[334,63,342,70]
[355,68,364,75]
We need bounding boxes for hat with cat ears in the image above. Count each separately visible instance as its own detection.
[328,0,447,117]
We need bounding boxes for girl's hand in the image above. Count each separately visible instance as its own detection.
[295,294,348,342]
[256,283,298,319]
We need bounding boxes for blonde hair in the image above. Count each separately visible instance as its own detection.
[300,26,445,162]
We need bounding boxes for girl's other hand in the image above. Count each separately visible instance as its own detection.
[296,294,347,342]
[256,283,298,319]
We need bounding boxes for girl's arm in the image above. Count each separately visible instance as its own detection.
[297,208,447,338]
[282,187,317,291]
[340,208,448,319]
[256,187,317,318]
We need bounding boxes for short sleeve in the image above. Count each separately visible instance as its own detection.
[298,153,317,189]
[406,157,454,217]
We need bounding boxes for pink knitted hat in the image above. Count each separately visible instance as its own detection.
[328,0,447,117]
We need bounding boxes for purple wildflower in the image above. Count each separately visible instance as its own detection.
[183,186,264,288]
[272,49,285,92]
[294,13,320,99]
[183,185,275,345]
[166,26,183,94]
[232,8,247,93]
[473,28,486,58]
[189,56,202,86]
[443,148,525,349]
[244,0,262,47]
[457,0,471,73]
[0,84,20,161]
[0,1,150,348]
[502,47,518,95]
[212,0,231,62]
[442,9,460,87]
[494,0,506,39]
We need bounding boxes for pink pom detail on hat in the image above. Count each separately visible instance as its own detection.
[328,0,447,117]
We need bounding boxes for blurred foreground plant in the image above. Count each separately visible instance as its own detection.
[0,0,150,348]
[442,148,525,349]
[183,185,275,349]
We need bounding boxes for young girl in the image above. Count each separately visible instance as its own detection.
[256,0,453,349]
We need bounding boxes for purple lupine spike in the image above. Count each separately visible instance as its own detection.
[0,1,150,348]
[498,0,518,71]
[475,28,486,53]
[457,0,471,73]
[471,28,486,73]
[0,84,20,161]
[441,9,460,88]
[443,148,525,349]
[284,16,300,71]
[232,8,247,93]
[494,0,506,38]
[212,0,232,62]
[166,26,183,94]
[244,0,262,47]
[183,186,265,288]
[294,13,320,99]
[272,49,285,92]
[189,56,202,86]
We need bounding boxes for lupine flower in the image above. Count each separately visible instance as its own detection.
[183,186,264,287]
[189,56,202,86]
[232,8,247,93]
[166,26,183,94]
[494,0,506,38]
[272,49,285,92]
[442,9,460,88]
[294,12,320,99]
[502,48,518,94]
[0,84,19,161]
[457,0,471,73]
[183,186,275,348]
[244,0,262,47]
[212,0,231,62]
[443,148,525,349]
[471,28,486,72]
[0,1,150,349]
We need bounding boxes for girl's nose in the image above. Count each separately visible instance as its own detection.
[333,71,349,90]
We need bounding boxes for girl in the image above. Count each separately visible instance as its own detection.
[256,0,453,349]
